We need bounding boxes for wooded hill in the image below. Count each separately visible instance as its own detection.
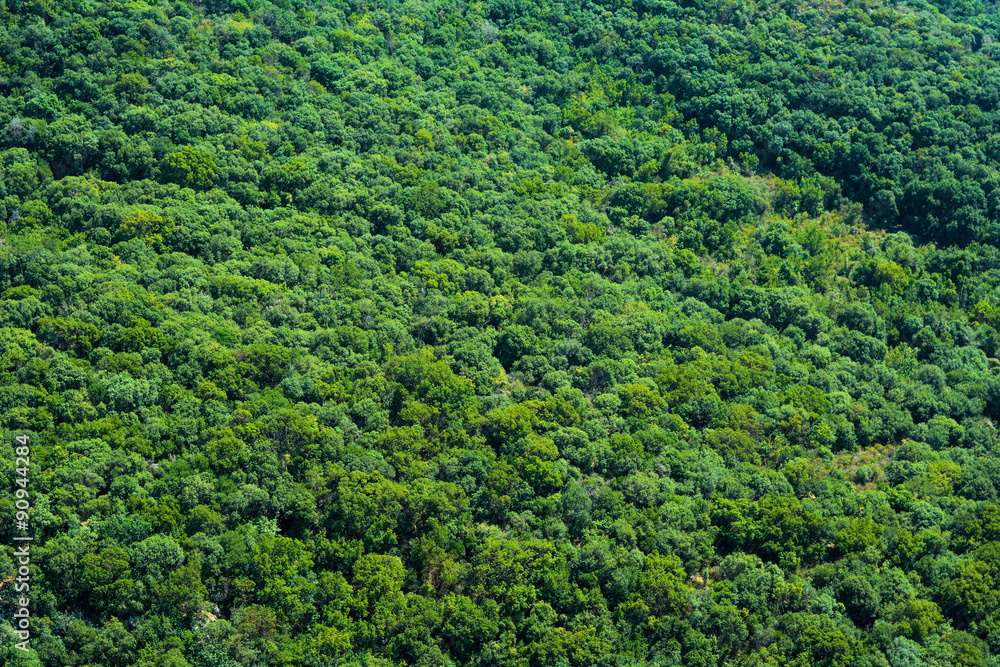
[2,0,1000,665]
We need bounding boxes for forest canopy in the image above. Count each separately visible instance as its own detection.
[3,0,1000,665]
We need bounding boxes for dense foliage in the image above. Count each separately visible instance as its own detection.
[4,0,1000,665]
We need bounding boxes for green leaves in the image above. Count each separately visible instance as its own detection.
[81,546,144,616]
[105,373,158,412]
[334,471,407,551]
[37,317,102,356]
[639,553,687,618]
[941,560,1000,628]
[5,0,1000,663]
[164,146,218,191]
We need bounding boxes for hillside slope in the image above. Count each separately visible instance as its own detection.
[2,0,1000,665]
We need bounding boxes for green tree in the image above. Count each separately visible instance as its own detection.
[164,146,217,190]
